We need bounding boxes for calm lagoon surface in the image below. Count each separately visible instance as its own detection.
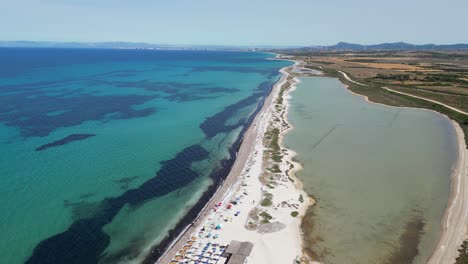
[0,48,291,263]
[285,77,459,264]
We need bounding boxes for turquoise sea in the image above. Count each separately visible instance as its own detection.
[0,48,291,264]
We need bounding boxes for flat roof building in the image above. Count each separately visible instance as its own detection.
[224,240,254,264]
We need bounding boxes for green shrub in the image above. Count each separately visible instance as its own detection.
[456,240,468,264]
[260,193,273,206]
[299,194,304,203]
[259,211,273,223]
[269,164,281,173]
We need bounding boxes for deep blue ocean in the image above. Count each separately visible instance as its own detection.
[0,48,291,263]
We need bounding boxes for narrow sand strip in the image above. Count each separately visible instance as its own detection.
[427,122,468,264]
[157,60,313,264]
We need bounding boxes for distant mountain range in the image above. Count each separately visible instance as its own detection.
[303,42,468,51]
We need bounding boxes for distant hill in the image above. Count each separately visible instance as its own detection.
[304,42,468,51]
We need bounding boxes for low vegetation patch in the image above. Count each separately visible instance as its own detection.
[264,128,281,162]
[456,240,468,264]
[259,211,273,224]
[276,81,291,106]
[299,194,304,203]
[290,211,299,217]
[260,192,273,207]
[268,164,281,173]
[249,208,260,221]
[246,221,258,230]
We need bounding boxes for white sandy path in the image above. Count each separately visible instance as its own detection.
[382,87,468,116]
[338,70,368,86]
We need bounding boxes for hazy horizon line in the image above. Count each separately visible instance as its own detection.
[2,40,468,48]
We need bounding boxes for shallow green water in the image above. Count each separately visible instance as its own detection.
[285,77,458,264]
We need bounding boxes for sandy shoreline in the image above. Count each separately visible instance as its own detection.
[427,121,468,264]
[156,58,313,264]
[337,70,468,264]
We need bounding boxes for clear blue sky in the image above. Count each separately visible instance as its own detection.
[2,0,467,46]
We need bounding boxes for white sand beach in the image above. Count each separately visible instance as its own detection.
[157,60,314,264]
[428,121,468,264]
